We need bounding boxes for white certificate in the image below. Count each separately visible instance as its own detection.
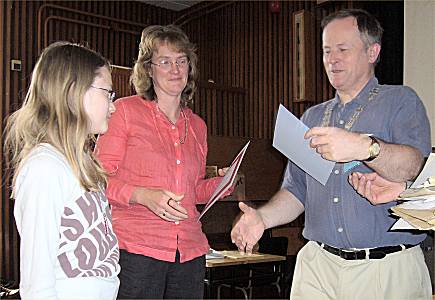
[198,141,250,220]
[273,104,335,185]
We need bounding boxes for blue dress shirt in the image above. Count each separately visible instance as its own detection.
[282,77,431,249]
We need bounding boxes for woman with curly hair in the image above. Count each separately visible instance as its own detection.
[95,25,229,299]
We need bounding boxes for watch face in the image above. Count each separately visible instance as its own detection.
[371,142,381,156]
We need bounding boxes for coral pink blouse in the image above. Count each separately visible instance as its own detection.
[95,96,223,263]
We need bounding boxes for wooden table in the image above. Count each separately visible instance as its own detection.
[204,251,286,299]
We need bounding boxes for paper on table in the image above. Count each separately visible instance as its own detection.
[219,250,263,259]
[399,190,435,202]
[395,198,435,210]
[198,141,250,221]
[206,249,225,260]
[410,153,435,188]
[272,104,335,185]
[391,217,415,230]
[390,154,435,230]
[390,198,435,230]
[391,210,435,230]
[392,207,435,224]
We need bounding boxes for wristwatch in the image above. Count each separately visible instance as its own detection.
[365,136,381,162]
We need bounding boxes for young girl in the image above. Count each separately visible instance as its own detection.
[4,42,120,299]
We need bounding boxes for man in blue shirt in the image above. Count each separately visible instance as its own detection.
[231,9,432,300]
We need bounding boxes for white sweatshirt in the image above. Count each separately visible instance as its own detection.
[14,144,120,300]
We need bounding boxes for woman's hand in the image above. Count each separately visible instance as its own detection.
[131,187,188,222]
[348,172,406,205]
[217,167,239,196]
[218,167,229,176]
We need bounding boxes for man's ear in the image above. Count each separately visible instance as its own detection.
[368,43,381,63]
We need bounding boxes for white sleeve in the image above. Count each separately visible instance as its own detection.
[14,155,70,300]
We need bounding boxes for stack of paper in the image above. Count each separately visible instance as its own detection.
[390,154,435,230]
[391,197,435,230]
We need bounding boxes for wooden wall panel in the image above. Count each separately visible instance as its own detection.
[183,1,359,138]
[185,1,304,138]
[37,1,177,68]
[1,0,29,284]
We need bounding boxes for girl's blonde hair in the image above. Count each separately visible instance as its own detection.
[4,41,110,191]
[131,25,198,107]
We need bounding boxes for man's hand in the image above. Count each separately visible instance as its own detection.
[348,172,406,205]
[305,127,371,162]
[231,202,266,255]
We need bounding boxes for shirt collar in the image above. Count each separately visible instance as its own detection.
[333,77,379,108]
[150,99,192,122]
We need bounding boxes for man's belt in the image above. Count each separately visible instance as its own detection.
[317,241,418,260]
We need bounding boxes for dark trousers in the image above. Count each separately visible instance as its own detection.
[117,249,205,299]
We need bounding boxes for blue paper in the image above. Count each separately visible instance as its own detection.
[272,104,335,185]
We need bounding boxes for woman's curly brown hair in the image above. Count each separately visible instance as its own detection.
[130,25,198,107]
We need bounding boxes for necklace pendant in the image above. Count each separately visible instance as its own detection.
[179,108,188,145]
